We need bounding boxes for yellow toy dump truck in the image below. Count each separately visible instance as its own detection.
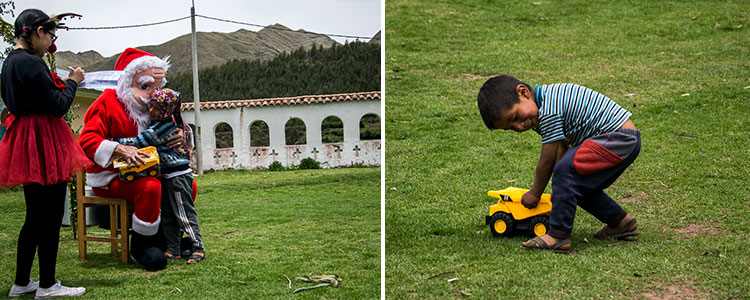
[113,146,160,182]
[485,187,552,237]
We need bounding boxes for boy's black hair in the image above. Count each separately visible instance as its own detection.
[14,9,56,39]
[477,75,531,130]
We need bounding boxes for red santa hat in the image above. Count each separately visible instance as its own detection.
[115,48,170,74]
[114,47,171,98]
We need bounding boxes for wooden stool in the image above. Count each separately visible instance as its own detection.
[75,170,132,264]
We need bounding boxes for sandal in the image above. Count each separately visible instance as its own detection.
[521,236,571,254]
[164,252,181,260]
[187,252,205,264]
[594,218,639,240]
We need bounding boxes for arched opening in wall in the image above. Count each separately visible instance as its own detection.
[321,116,343,143]
[188,123,196,146]
[249,120,270,147]
[360,113,381,140]
[285,118,306,145]
[215,122,234,148]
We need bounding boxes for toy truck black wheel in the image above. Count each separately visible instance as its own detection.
[489,212,515,237]
[528,215,549,237]
[148,168,158,177]
[123,172,136,182]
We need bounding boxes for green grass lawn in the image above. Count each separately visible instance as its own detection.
[385,0,749,298]
[0,168,380,299]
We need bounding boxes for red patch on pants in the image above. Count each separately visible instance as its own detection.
[573,140,624,175]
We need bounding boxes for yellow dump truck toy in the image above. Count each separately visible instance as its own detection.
[112,146,160,182]
[485,187,552,237]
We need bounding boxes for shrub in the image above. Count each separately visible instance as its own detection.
[299,158,321,170]
[268,161,285,171]
[349,162,367,168]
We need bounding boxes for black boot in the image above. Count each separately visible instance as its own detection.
[130,231,167,271]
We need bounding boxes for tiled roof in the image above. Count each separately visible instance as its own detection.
[181,91,380,110]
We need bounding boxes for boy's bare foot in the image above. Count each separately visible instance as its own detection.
[187,252,205,264]
[521,234,571,253]
[164,252,181,260]
[617,214,638,230]
[594,213,639,240]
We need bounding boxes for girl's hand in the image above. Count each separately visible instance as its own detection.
[66,66,85,84]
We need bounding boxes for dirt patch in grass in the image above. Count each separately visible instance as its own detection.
[620,191,649,203]
[674,223,720,239]
[643,280,706,299]
[460,73,494,81]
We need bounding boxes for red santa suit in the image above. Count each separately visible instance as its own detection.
[78,48,170,236]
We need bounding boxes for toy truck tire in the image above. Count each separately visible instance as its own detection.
[528,215,549,237]
[489,212,515,237]
[123,172,137,182]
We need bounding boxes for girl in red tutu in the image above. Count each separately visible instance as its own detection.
[1,9,90,299]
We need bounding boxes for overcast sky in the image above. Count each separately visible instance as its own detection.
[5,0,382,58]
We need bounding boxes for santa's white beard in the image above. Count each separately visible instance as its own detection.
[116,87,150,131]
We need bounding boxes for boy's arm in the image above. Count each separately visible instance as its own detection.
[112,121,177,148]
[111,136,145,148]
[522,140,563,208]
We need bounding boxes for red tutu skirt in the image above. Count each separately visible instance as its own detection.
[0,114,93,187]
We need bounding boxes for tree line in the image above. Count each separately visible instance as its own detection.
[169,41,380,102]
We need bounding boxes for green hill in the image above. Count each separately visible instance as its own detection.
[168,41,380,101]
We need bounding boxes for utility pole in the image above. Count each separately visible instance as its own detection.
[190,1,204,174]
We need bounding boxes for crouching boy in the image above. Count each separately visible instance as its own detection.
[477,75,641,253]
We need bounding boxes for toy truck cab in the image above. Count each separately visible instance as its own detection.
[485,187,552,237]
[113,146,160,182]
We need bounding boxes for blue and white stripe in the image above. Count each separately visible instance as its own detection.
[533,83,631,146]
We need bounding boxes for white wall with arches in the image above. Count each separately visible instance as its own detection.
[181,92,380,170]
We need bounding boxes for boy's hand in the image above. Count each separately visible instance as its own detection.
[521,191,541,209]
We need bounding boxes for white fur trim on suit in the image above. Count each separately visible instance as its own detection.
[85,171,118,188]
[93,140,119,167]
[132,213,161,236]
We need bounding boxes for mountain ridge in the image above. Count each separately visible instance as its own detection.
[55,23,361,74]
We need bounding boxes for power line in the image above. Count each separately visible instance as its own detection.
[66,14,374,40]
[67,16,191,30]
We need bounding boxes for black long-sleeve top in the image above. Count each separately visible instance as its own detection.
[1,48,77,118]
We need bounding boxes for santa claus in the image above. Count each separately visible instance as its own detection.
[79,48,185,270]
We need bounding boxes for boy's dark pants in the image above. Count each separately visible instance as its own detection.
[548,128,641,240]
[161,173,204,255]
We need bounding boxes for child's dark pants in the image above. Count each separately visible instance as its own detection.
[160,174,204,255]
[548,128,641,240]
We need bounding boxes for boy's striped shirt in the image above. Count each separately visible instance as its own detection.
[533,83,631,147]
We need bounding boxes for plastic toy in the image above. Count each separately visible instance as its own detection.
[113,146,160,182]
[484,187,552,237]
